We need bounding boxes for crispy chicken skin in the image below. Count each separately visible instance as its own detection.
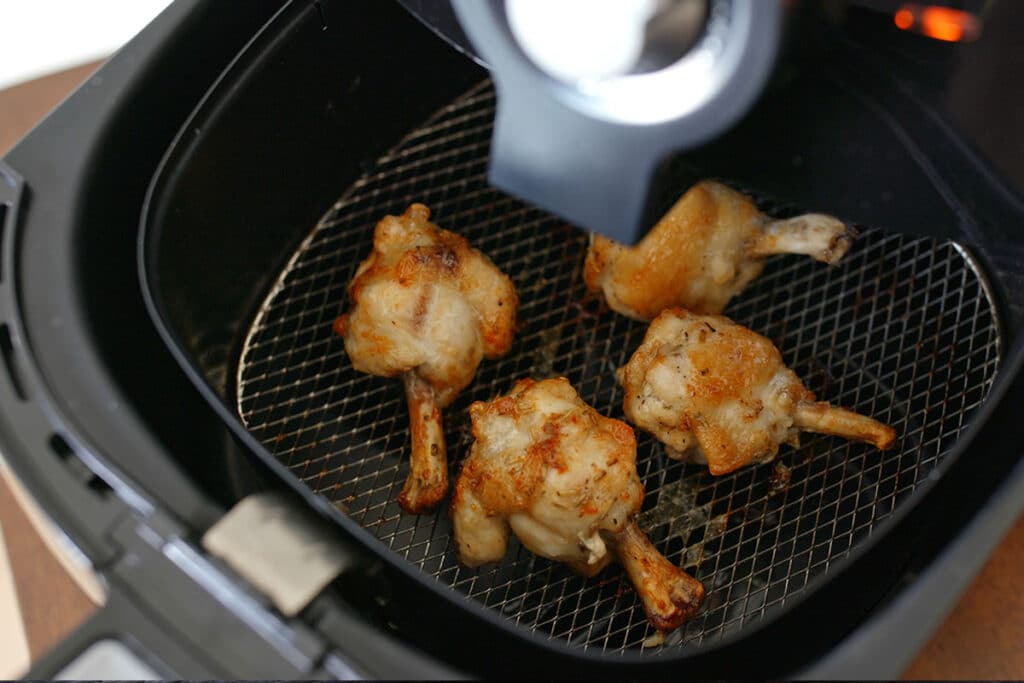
[452,377,704,630]
[585,181,855,319]
[619,309,896,475]
[334,204,518,513]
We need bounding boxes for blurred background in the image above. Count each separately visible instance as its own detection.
[0,3,172,675]
[0,0,172,154]
[0,0,172,90]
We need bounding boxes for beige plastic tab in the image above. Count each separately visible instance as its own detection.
[202,492,350,617]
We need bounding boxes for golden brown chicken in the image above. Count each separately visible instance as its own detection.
[618,309,896,476]
[334,204,518,513]
[585,181,855,319]
[452,377,704,631]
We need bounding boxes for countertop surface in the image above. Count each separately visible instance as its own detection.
[0,61,1022,680]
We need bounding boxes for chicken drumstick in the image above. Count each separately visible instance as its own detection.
[452,377,704,630]
[585,181,855,319]
[618,309,895,476]
[335,204,518,513]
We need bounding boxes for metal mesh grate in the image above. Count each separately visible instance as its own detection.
[235,81,1002,653]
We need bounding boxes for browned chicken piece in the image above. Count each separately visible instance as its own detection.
[618,309,896,476]
[452,377,704,631]
[334,204,518,513]
[584,181,855,319]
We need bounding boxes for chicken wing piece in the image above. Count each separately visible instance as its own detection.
[618,309,896,476]
[334,204,518,513]
[452,377,704,631]
[585,181,855,319]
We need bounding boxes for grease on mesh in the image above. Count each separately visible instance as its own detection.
[235,82,1001,653]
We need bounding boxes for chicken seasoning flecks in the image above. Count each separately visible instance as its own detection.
[619,308,896,476]
[584,181,855,320]
[335,203,518,513]
[452,377,705,630]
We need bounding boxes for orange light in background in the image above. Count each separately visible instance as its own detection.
[894,8,914,30]
[921,6,968,41]
[893,4,982,42]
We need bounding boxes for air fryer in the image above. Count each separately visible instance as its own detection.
[2,0,1024,678]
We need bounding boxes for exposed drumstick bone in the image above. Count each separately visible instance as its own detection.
[610,521,705,631]
[750,214,856,265]
[794,401,896,451]
[618,308,897,476]
[397,373,448,514]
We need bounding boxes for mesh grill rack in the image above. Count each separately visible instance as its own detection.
[235,81,1002,653]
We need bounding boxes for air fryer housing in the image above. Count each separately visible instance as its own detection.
[1,0,1023,678]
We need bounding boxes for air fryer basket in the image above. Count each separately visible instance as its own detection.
[234,80,1001,652]
[141,0,1024,672]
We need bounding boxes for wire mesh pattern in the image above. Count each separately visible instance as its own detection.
[235,81,1001,653]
